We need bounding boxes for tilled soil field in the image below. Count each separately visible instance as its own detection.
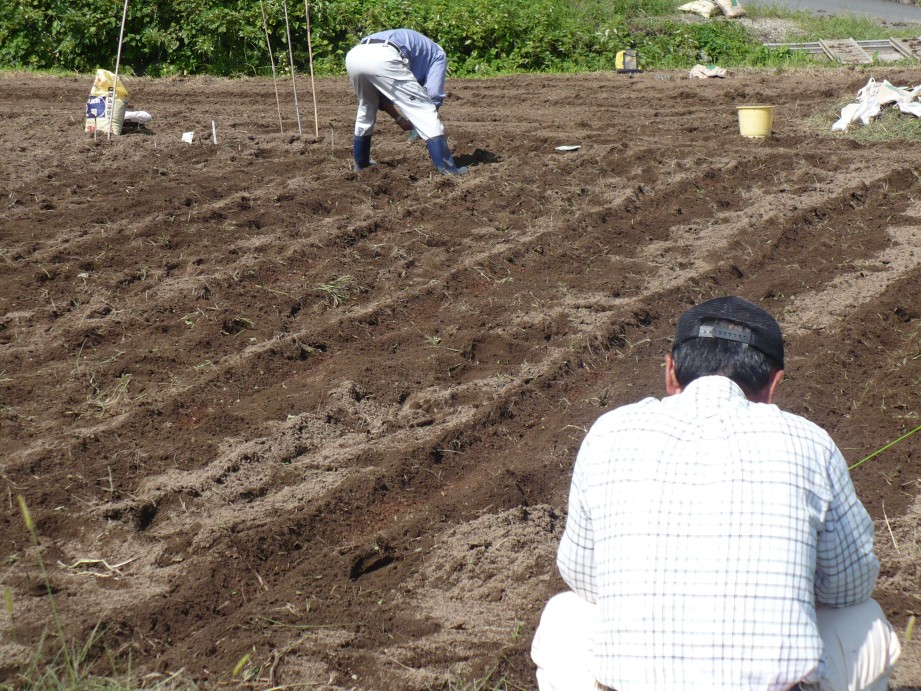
[1,67,920,689]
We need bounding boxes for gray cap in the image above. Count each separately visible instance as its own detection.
[674,296,784,368]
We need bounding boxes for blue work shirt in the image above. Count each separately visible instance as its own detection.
[363,29,447,107]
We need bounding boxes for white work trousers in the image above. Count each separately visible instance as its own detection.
[345,43,445,141]
[531,591,902,691]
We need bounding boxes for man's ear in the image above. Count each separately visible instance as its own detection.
[761,369,784,404]
[665,354,682,395]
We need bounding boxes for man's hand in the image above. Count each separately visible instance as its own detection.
[379,101,413,131]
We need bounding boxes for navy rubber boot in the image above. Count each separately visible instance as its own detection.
[425,135,468,176]
[353,135,373,171]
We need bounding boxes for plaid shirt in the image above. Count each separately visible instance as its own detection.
[557,376,879,691]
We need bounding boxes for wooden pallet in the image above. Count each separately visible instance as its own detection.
[764,37,921,64]
[891,36,921,59]
[819,38,873,64]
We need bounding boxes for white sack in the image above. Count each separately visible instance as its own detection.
[714,0,747,18]
[678,1,721,17]
[689,64,727,79]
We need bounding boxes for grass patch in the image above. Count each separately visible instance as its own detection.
[846,109,921,143]
[87,374,132,416]
[744,5,897,39]
[0,66,82,78]
[769,9,921,41]
[11,497,114,689]
[809,101,921,143]
[317,275,359,307]
[9,497,196,690]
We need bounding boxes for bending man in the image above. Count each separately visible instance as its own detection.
[345,28,467,175]
[532,296,901,691]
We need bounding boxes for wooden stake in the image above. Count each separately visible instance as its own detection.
[109,0,130,140]
[303,0,319,138]
[259,0,284,134]
[282,0,302,136]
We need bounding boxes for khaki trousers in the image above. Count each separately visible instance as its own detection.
[531,591,901,691]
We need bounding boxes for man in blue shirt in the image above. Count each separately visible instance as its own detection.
[345,29,467,175]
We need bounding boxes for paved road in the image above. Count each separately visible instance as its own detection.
[745,0,921,24]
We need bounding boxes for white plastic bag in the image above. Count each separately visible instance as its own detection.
[897,102,921,118]
[875,80,920,106]
[832,77,921,131]
[832,101,881,131]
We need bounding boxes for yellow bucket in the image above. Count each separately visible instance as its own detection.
[736,105,775,138]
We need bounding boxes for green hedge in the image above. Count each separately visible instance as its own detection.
[0,0,793,76]
[0,0,269,75]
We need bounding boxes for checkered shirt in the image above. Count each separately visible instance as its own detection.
[557,376,879,691]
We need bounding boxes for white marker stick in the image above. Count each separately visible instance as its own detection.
[282,0,302,136]
[109,0,130,140]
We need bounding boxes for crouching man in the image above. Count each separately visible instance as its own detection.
[345,28,467,175]
[532,296,901,691]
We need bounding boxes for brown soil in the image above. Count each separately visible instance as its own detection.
[1,67,919,689]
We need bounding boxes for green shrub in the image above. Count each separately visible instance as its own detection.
[0,0,269,75]
[0,0,837,76]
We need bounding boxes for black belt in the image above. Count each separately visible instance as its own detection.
[360,38,405,58]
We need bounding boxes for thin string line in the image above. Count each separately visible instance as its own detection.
[849,423,921,471]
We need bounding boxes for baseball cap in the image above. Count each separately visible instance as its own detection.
[674,296,784,368]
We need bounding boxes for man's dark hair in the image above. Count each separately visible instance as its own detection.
[671,318,781,395]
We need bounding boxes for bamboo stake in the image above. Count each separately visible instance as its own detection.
[108,0,130,140]
[281,0,302,136]
[259,0,284,134]
[303,0,319,138]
